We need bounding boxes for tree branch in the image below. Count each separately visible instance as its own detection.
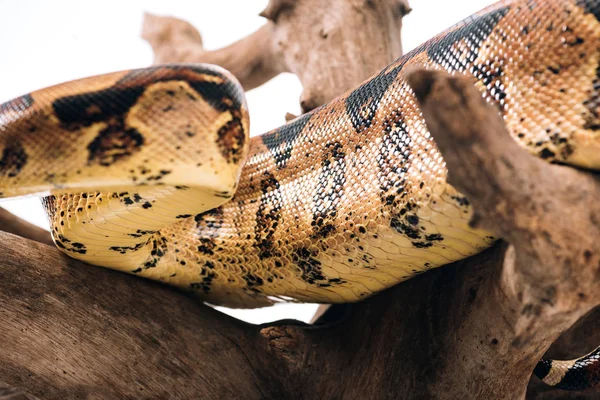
[142,17,284,91]
[0,381,39,400]
[0,208,53,246]
[407,70,600,337]
[0,232,287,399]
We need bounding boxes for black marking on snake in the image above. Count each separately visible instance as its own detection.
[0,141,27,178]
[191,270,216,294]
[345,62,405,133]
[539,148,555,159]
[110,242,146,254]
[556,347,600,390]
[377,107,446,248]
[52,85,145,130]
[293,247,326,285]
[311,141,345,239]
[187,79,244,113]
[146,169,172,182]
[142,236,168,269]
[534,345,600,390]
[195,208,224,255]
[576,0,600,22]
[378,111,414,229]
[0,93,34,114]
[426,6,510,109]
[128,229,157,238]
[261,112,312,168]
[115,65,245,113]
[292,247,346,287]
[123,193,144,205]
[378,110,410,197]
[243,273,264,292]
[452,195,470,207]
[427,6,510,71]
[254,172,283,259]
[54,235,87,255]
[391,218,420,240]
[425,233,444,242]
[473,63,507,110]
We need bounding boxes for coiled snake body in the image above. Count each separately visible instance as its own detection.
[1,0,599,391]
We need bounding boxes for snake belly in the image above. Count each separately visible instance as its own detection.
[1,0,600,390]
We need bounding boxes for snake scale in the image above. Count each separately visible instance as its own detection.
[1,0,599,391]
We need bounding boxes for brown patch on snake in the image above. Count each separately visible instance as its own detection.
[49,65,245,167]
[87,125,145,167]
[0,141,28,178]
[195,208,224,256]
[216,110,246,164]
[254,172,282,259]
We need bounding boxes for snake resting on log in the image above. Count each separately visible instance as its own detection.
[0,0,599,392]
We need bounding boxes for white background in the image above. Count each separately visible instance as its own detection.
[0,0,495,323]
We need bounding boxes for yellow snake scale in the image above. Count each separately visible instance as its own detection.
[1,0,600,391]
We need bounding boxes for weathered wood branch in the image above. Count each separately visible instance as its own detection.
[142,17,284,92]
[0,381,39,400]
[407,70,600,337]
[0,232,287,399]
[0,208,52,246]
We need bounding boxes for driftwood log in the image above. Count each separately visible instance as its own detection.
[1,0,599,399]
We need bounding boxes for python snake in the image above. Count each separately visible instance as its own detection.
[1,0,599,391]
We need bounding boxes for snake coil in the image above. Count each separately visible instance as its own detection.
[1,0,599,391]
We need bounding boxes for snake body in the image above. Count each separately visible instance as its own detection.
[1,0,599,390]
